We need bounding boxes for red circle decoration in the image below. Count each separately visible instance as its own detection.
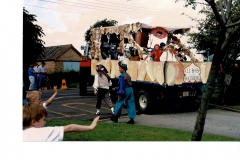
[151,27,168,39]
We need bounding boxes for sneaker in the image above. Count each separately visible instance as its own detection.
[111,107,114,114]
[95,111,100,115]
[39,89,41,90]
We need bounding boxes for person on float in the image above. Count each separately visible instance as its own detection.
[160,44,177,62]
[159,42,166,51]
[150,44,163,61]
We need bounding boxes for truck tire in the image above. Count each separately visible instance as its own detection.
[136,90,151,113]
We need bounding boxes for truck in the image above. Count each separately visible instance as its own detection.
[79,22,212,113]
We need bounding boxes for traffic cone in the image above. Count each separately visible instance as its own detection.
[60,79,68,89]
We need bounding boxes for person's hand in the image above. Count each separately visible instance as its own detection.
[53,86,58,93]
[112,88,115,91]
[90,116,100,129]
[118,95,121,98]
[94,90,97,95]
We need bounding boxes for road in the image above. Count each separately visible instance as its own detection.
[40,88,240,139]
[41,88,129,121]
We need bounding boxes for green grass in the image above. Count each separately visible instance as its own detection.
[46,120,240,141]
[230,105,240,110]
[67,83,79,88]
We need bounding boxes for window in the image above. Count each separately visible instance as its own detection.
[63,62,80,71]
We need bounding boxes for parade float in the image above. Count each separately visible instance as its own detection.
[84,22,212,112]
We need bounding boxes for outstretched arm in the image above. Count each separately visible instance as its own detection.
[64,116,100,133]
[45,86,58,106]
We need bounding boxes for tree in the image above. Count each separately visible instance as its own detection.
[23,8,45,70]
[84,18,118,42]
[186,7,219,55]
[177,0,240,141]
[186,1,240,105]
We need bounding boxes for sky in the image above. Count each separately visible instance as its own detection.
[23,0,206,58]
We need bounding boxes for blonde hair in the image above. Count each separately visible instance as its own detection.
[23,102,47,127]
[26,91,42,102]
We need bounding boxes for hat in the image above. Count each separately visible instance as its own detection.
[118,61,128,71]
[160,42,166,47]
[129,46,134,51]
[96,64,108,73]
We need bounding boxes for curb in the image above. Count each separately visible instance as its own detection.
[196,100,240,113]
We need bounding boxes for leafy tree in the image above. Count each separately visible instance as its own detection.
[84,18,118,42]
[177,0,240,141]
[186,1,240,105]
[186,2,240,62]
[23,8,45,70]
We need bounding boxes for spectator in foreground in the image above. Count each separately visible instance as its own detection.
[26,86,58,109]
[23,103,100,141]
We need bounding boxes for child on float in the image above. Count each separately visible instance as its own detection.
[150,44,163,61]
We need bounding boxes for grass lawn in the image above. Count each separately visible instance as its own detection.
[46,120,240,141]
[230,105,240,110]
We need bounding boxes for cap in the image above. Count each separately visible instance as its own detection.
[118,61,128,71]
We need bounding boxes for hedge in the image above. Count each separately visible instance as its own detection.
[47,70,80,88]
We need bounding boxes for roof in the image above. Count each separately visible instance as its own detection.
[40,44,82,61]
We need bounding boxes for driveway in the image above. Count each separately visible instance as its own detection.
[109,109,240,139]
[41,88,240,139]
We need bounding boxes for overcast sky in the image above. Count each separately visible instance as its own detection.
[23,0,206,53]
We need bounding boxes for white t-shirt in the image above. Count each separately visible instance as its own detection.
[42,102,47,109]
[33,66,40,73]
[39,65,46,73]
[23,126,64,141]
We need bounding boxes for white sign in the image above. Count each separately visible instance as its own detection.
[184,63,201,83]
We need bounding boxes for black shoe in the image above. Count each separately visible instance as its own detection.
[110,116,118,122]
[126,119,134,124]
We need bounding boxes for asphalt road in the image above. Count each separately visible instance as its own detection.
[40,88,240,139]
[41,88,129,121]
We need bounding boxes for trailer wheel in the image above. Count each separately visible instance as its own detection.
[136,90,151,113]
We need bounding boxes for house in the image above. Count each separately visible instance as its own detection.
[39,44,82,73]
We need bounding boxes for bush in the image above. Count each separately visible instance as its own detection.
[47,70,80,88]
